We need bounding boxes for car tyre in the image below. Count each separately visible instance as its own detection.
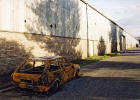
[75,69,80,78]
[50,81,60,93]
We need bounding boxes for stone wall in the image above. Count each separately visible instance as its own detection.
[0,32,87,74]
[0,31,114,74]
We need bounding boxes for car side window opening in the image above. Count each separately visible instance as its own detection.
[34,61,45,67]
[56,58,68,67]
[19,61,45,73]
[49,59,61,71]
[20,61,34,71]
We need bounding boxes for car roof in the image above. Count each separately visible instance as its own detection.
[28,56,63,61]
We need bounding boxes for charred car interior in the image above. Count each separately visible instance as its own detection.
[12,56,80,93]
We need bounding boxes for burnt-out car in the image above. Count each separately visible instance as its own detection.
[11,56,80,92]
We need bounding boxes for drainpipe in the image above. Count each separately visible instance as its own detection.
[86,3,89,57]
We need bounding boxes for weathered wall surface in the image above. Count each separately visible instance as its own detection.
[0,0,138,74]
[87,6,111,55]
[24,0,88,39]
[0,0,24,32]
[0,32,87,74]
[124,32,139,49]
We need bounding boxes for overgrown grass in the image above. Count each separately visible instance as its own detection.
[72,55,110,66]
[106,52,121,56]
[72,52,124,66]
[73,47,137,66]
[127,47,136,50]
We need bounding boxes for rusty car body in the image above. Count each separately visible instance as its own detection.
[11,56,80,92]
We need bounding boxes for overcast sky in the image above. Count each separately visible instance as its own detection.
[86,0,140,37]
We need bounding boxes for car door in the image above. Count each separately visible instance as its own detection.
[64,64,75,80]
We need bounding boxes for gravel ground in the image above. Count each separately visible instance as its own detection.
[0,48,140,100]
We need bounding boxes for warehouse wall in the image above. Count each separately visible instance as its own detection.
[23,0,88,58]
[87,6,111,55]
[0,0,88,73]
[0,0,139,73]
[124,32,138,49]
[24,0,88,39]
[24,0,123,56]
[86,5,127,55]
[0,0,24,32]
[0,31,88,74]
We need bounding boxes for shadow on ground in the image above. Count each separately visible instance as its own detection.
[3,76,140,100]
[81,61,140,73]
[61,76,140,99]
[119,47,140,56]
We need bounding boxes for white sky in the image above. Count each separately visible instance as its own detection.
[86,0,140,37]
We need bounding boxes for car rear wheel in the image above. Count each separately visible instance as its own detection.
[50,81,60,93]
[75,69,80,78]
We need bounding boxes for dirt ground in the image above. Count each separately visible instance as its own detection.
[0,47,140,100]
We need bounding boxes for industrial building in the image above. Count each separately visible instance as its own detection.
[0,0,138,73]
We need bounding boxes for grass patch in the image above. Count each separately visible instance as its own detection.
[127,47,135,50]
[106,53,121,57]
[72,55,110,66]
[72,47,137,66]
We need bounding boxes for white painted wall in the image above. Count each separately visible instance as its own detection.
[87,6,111,42]
[124,31,138,49]
[0,0,24,32]
[24,0,88,39]
[0,0,11,30]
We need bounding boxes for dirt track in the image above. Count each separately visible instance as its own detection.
[0,48,140,100]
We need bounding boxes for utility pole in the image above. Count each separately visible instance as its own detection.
[86,3,89,57]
